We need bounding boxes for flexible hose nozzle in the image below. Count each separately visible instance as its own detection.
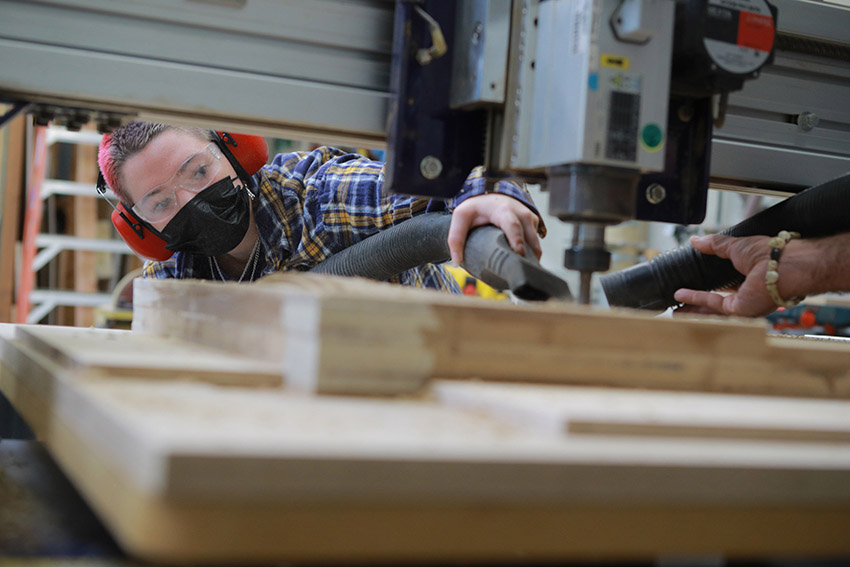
[601,245,742,311]
[312,213,571,301]
[601,171,850,311]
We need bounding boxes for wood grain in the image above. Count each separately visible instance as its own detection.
[434,380,850,442]
[15,324,281,387]
[0,115,25,323]
[133,274,850,397]
[70,141,99,327]
[1,321,849,562]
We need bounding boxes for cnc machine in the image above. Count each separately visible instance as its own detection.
[2,0,848,301]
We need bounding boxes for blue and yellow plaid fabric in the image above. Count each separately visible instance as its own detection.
[142,147,543,292]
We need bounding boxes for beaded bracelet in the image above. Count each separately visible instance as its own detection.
[765,230,805,309]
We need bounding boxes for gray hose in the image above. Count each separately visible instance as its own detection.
[601,171,850,311]
[312,213,453,282]
[311,213,571,301]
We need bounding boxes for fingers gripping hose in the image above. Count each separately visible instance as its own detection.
[311,213,571,301]
[601,171,850,311]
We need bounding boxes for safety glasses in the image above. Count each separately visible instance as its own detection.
[132,143,224,224]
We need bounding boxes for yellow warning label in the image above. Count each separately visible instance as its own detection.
[601,54,630,70]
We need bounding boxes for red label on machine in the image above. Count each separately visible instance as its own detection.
[737,11,774,52]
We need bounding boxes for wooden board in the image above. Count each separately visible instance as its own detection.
[0,114,25,323]
[434,380,850,443]
[14,324,281,387]
[2,323,850,563]
[133,273,850,398]
[70,141,99,328]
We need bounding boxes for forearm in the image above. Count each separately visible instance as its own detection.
[780,232,850,298]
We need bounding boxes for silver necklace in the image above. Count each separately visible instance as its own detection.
[209,238,261,283]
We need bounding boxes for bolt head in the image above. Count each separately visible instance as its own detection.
[646,183,667,205]
[471,22,483,45]
[419,156,443,180]
[797,111,819,132]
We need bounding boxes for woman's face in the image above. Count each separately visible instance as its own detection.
[122,130,239,231]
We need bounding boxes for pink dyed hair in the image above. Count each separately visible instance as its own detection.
[97,122,209,203]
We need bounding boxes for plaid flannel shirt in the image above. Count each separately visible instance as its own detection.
[142,146,544,292]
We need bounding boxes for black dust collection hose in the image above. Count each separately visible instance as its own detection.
[601,171,850,312]
[311,212,572,302]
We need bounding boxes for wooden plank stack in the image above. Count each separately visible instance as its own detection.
[134,273,850,397]
[2,272,850,563]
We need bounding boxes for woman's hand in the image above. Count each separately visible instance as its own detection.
[673,233,808,317]
[447,193,542,266]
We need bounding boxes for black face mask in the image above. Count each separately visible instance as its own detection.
[159,176,252,256]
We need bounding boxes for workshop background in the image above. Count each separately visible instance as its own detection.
[2,1,850,565]
[4,108,847,335]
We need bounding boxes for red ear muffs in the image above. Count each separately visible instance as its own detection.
[112,203,173,261]
[214,131,269,182]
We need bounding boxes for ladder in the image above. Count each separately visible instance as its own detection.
[16,125,134,324]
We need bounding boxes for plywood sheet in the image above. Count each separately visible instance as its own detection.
[15,324,281,387]
[434,380,850,443]
[2,322,850,562]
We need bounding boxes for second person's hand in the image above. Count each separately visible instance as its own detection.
[673,233,810,317]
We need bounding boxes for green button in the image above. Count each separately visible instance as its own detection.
[641,123,663,150]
